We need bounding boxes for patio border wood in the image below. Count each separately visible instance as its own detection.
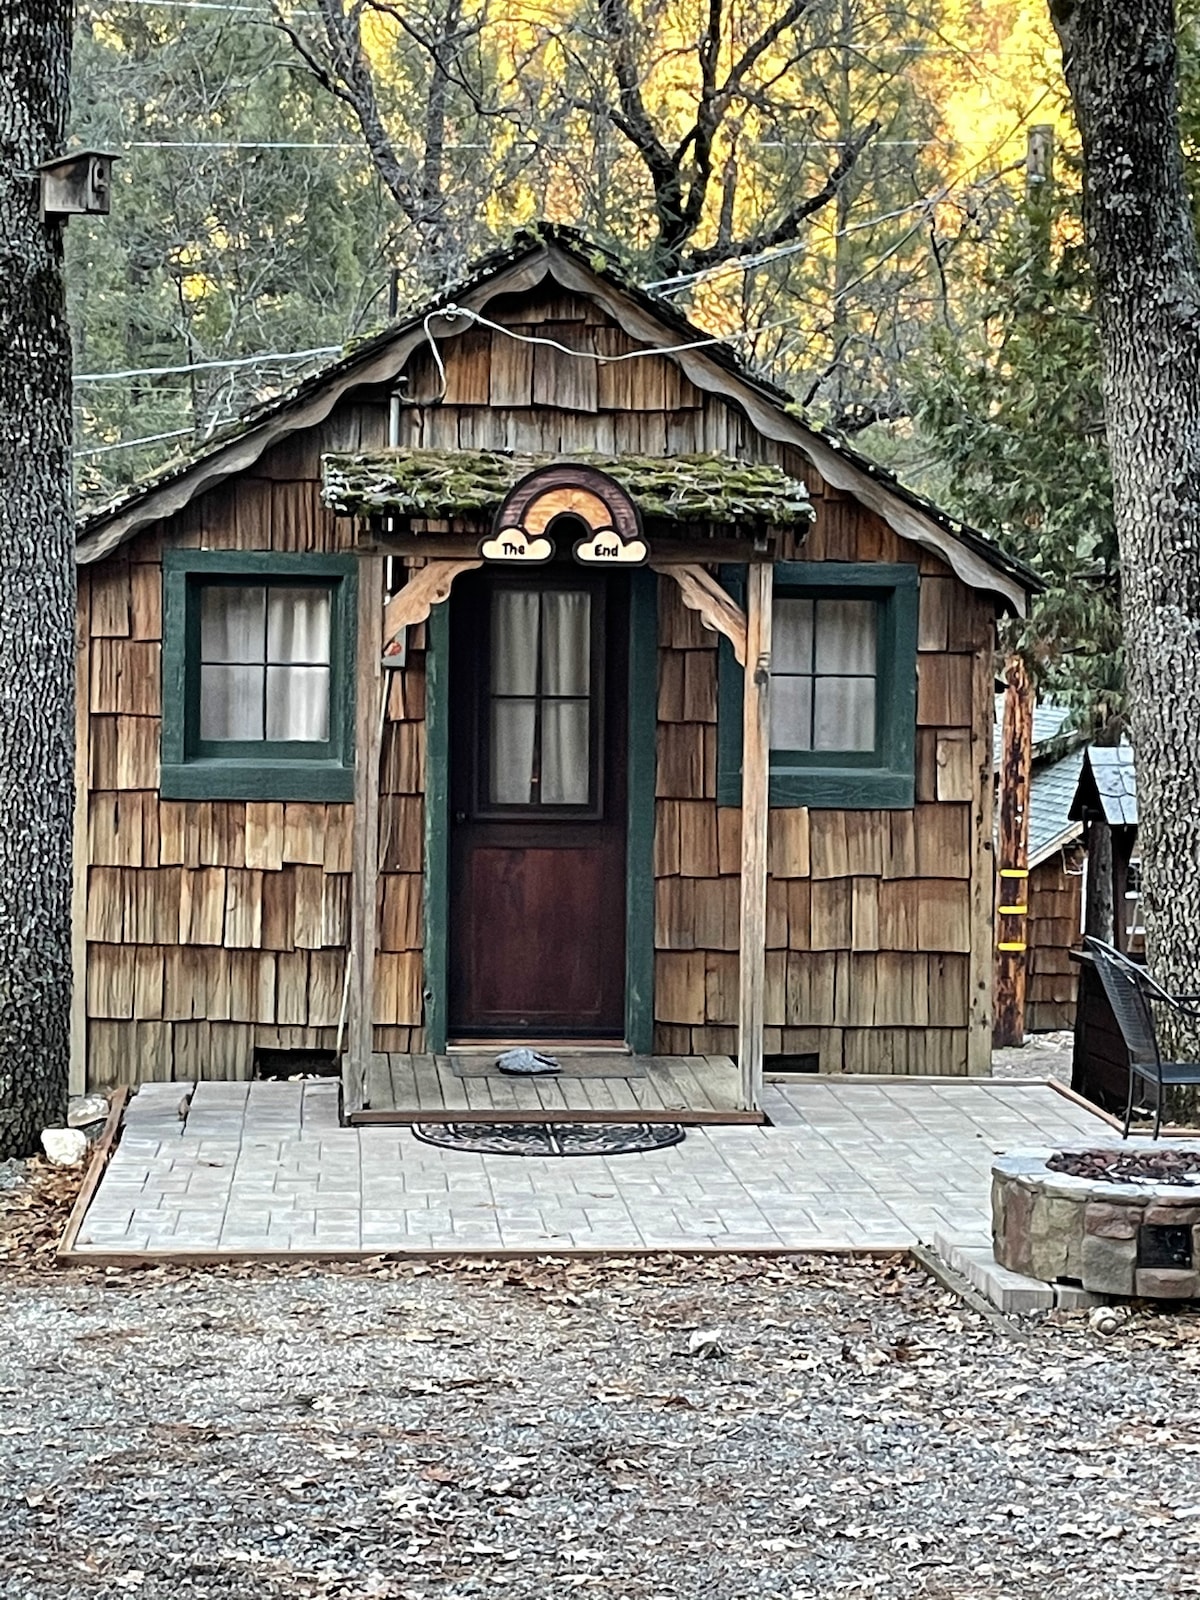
[55,1240,911,1268]
[56,1086,129,1264]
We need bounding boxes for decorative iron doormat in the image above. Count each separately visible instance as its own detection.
[412,1121,686,1157]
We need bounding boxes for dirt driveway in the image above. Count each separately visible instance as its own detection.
[3,1248,1200,1600]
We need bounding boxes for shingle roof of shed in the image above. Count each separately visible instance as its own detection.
[1070,745,1138,828]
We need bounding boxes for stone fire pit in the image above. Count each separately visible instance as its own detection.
[992,1143,1200,1299]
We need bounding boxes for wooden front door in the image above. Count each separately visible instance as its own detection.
[448,567,628,1038]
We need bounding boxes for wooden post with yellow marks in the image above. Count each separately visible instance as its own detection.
[993,654,1033,1047]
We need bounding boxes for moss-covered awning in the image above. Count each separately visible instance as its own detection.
[321,448,815,527]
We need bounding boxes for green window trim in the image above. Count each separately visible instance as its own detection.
[162,550,358,802]
[718,561,918,810]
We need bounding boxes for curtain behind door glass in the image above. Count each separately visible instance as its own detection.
[488,587,591,806]
[489,590,539,802]
[540,591,590,803]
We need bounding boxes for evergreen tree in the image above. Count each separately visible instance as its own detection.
[912,157,1123,736]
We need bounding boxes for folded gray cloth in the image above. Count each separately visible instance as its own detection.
[495,1048,561,1076]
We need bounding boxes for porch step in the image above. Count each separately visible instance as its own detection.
[350,1051,764,1126]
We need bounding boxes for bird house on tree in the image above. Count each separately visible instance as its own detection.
[38,151,117,220]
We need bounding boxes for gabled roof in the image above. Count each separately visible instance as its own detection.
[76,226,1039,611]
[1070,745,1138,829]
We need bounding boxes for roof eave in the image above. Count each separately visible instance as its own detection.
[75,230,1037,610]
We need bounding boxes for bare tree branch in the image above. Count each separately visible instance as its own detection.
[687,119,880,272]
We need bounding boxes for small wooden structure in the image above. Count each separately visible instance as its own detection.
[1069,745,1141,1111]
[1071,745,1140,952]
[72,229,1037,1117]
[991,697,1086,1036]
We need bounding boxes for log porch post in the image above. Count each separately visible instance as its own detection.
[738,560,772,1111]
[344,552,385,1115]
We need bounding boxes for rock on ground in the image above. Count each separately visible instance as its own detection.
[38,1127,88,1167]
[1,1256,1200,1598]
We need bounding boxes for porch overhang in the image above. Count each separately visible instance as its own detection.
[320,448,816,531]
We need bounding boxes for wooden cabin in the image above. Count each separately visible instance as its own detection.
[72,230,1037,1119]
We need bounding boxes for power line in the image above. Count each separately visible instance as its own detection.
[123,140,362,150]
[75,426,197,458]
[73,345,341,383]
[81,0,318,12]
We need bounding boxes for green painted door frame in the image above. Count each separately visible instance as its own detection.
[422,569,658,1053]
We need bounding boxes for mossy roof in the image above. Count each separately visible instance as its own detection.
[321,448,815,526]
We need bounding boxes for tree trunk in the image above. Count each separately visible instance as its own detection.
[1049,0,1200,1002]
[994,654,1034,1047]
[0,2,75,1156]
[1083,819,1116,944]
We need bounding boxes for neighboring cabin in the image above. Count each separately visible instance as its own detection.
[72,229,1037,1109]
[991,698,1086,1035]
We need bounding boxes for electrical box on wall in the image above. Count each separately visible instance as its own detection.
[38,151,117,219]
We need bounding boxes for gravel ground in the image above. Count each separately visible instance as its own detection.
[990,1033,1074,1084]
[4,1255,1200,1600]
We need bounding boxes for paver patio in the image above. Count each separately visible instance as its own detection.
[70,1076,1115,1257]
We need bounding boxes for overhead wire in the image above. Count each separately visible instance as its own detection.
[74,426,199,458]
[74,346,341,383]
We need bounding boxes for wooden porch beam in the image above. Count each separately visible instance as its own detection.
[653,562,747,666]
[737,562,772,1111]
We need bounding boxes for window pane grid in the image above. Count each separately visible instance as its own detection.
[198,582,332,746]
[771,595,878,754]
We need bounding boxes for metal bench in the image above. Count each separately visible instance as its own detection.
[1084,936,1200,1138]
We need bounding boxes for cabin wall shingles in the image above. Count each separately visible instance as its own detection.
[1026,845,1083,1032]
[82,401,403,1088]
[650,513,994,1076]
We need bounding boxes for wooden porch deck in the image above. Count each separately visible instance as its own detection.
[350,1052,762,1125]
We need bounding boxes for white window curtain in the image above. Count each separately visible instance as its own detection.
[488,588,591,805]
[771,595,877,753]
[198,584,331,743]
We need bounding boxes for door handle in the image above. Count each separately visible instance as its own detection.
[454,810,467,823]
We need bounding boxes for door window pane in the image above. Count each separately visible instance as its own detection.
[541,701,590,803]
[771,592,879,754]
[490,699,537,804]
[541,591,591,696]
[486,586,594,807]
[490,591,540,695]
